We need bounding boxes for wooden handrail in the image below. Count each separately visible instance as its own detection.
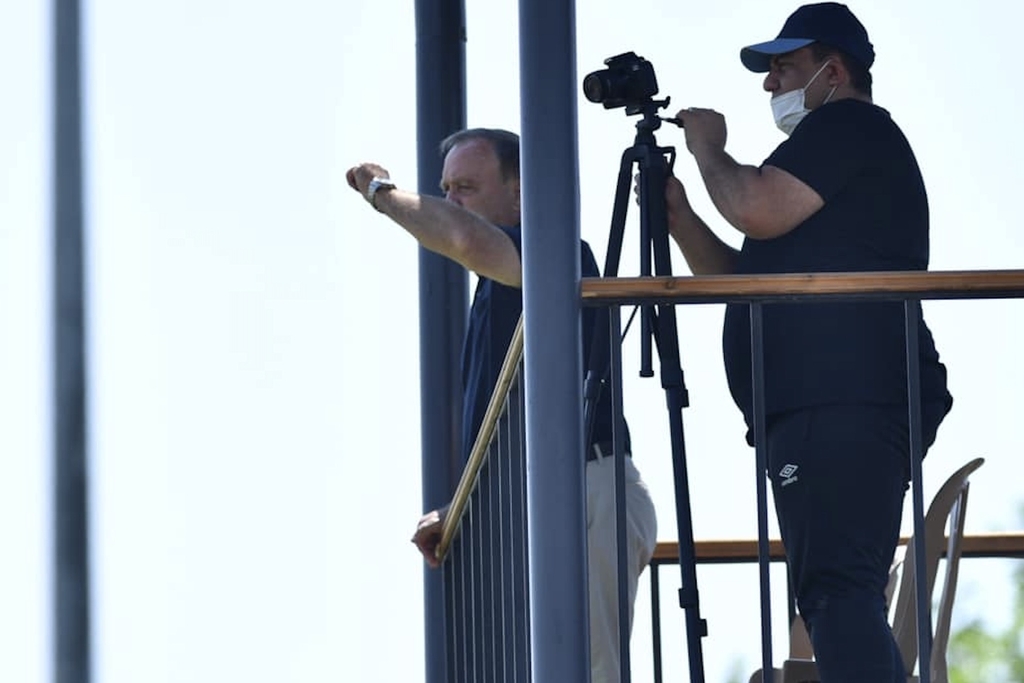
[581,269,1024,305]
[435,314,525,562]
[651,531,1024,564]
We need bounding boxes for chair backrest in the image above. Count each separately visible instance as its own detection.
[889,457,985,682]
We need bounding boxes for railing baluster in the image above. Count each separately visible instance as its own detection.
[496,401,509,683]
[510,375,531,682]
[650,562,663,683]
[905,300,931,683]
[750,302,774,678]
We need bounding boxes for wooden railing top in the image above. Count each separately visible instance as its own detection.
[435,314,525,562]
[652,531,1024,565]
[581,269,1024,306]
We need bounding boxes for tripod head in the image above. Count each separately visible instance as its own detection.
[627,97,687,146]
[627,97,686,154]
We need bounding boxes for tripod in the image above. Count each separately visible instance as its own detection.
[584,97,707,682]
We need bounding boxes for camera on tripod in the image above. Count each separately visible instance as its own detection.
[583,51,659,110]
[583,47,705,683]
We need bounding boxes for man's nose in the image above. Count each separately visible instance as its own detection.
[763,74,778,93]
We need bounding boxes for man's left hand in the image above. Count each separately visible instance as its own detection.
[411,504,451,568]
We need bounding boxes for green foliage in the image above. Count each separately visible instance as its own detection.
[948,522,1024,681]
[948,619,1009,682]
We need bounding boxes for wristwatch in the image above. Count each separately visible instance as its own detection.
[367,176,397,211]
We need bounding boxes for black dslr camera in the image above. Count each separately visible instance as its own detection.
[583,51,659,110]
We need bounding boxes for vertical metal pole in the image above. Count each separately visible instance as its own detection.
[609,307,632,682]
[650,563,664,683]
[508,379,532,681]
[904,301,931,683]
[53,0,90,681]
[415,3,468,682]
[518,0,588,681]
[750,303,774,680]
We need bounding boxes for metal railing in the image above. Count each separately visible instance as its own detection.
[436,317,531,683]
[429,268,1024,683]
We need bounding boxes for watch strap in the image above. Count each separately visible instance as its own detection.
[367,176,396,211]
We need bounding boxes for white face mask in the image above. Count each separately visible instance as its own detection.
[771,60,837,136]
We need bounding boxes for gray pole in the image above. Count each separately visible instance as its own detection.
[53,0,91,682]
[518,0,589,681]
[415,2,468,683]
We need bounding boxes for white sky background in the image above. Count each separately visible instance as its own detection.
[1,1,1022,682]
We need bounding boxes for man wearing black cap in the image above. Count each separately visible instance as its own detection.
[666,3,953,681]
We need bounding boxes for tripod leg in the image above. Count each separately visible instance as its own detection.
[603,149,642,279]
[641,146,708,682]
[585,149,638,442]
[595,125,710,683]
[651,306,708,683]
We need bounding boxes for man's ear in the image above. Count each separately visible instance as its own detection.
[828,57,849,87]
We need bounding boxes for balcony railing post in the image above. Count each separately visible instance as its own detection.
[650,561,664,683]
[749,302,775,679]
[905,300,931,683]
[609,306,632,682]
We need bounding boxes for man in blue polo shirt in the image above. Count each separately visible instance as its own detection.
[347,127,657,683]
[664,4,952,681]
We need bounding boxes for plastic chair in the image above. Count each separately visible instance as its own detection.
[749,457,985,683]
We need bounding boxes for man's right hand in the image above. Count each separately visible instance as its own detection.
[674,107,728,158]
[411,504,450,568]
[346,162,391,204]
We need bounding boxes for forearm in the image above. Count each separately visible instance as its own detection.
[374,189,521,286]
[668,207,739,275]
[376,189,475,257]
[692,147,765,236]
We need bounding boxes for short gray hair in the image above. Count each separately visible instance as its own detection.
[439,128,520,181]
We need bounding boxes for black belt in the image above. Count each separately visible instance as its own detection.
[586,441,631,462]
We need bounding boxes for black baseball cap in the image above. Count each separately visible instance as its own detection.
[740,2,875,73]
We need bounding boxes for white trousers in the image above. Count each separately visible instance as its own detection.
[586,454,658,683]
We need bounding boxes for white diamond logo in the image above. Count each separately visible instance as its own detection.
[779,464,799,479]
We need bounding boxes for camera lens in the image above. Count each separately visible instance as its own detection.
[582,72,608,103]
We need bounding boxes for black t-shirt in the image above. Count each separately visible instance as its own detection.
[722,99,953,438]
[460,225,622,463]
